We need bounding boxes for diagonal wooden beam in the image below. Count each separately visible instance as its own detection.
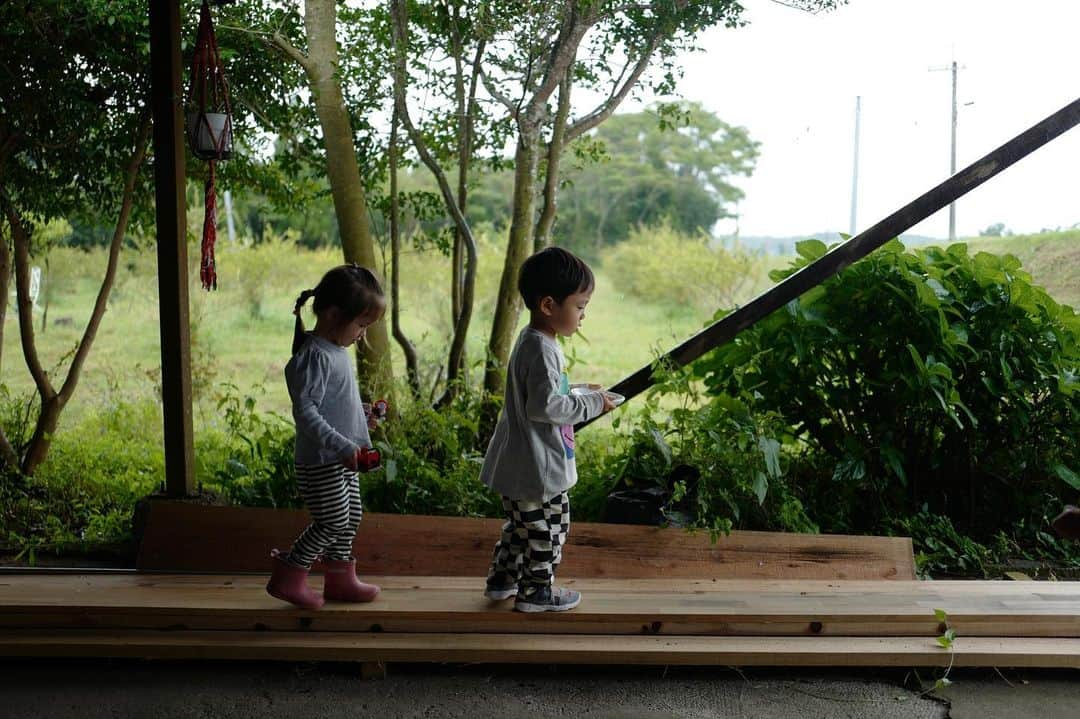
[579,96,1080,430]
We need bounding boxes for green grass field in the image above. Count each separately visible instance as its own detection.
[965,229,1080,308]
[3,229,1074,441]
[2,241,730,433]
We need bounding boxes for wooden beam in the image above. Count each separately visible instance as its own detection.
[148,0,195,496]
[133,502,916,580]
[579,97,1080,428]
[3,574,1080,639]
[2,630,1079,668]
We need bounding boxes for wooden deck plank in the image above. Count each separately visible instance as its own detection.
[1,630,1078,668]
[134,502,916,580]
[2,574,1078,637]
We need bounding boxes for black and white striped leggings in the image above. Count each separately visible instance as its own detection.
[287,462,362,568]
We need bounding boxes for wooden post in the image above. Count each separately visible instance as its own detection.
[578,96,1080,430]
[149,0,196,497]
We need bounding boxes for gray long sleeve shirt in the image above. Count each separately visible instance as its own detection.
[285,333,371,465]
[480,327,606,502]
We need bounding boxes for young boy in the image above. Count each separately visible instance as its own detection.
[480,247,616,612]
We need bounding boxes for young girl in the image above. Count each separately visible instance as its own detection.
[266,264,386,610]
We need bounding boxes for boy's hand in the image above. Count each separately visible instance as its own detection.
[600,392,618,413]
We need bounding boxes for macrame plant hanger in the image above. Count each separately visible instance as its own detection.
[186,0,234,291]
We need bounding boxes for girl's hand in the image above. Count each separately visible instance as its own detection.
[342,448,360,472]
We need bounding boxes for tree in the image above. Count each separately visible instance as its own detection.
[224,0,396,397]
[377,0,843,395]
[0,0,306,474]
[556,101,759,254]
[978,222,1008,238]
[0,1,154,474]
[389,0,487,405]
[464,1,840,394]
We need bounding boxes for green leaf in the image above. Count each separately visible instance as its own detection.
[907,344,928,375]
[758,436,781,478]
[795,239,828,261]
[649,429,673,466]
[752,471,768,505]
[881,445,907,484]
[1053,464,1080,491]
[934,608,948,623]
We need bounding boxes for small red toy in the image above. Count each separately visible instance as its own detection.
[356,446,381,472]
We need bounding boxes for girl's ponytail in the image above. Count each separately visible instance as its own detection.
[292,289,316,355]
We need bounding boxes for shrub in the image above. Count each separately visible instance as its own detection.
[215,232,308,319]
[693,239,1080,540]
[2,399,166,556]
[600,221,758,312]
[204,384,299,509]
[362,389,500,518]
[574,358,816,536]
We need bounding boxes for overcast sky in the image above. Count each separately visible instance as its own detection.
[625,0,1080,239]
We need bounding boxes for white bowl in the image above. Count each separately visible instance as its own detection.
[570,387,625,407]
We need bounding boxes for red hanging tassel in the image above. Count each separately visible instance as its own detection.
[187,0,231,292]
[201,160,218,291]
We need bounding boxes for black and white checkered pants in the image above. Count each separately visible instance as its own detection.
[287,462,362,569]
[487,492,570,589]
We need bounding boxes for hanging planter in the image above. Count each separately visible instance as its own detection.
[186,110,233,160]
[186,0,233,290]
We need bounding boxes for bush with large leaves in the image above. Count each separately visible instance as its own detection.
[694,239,1080,540]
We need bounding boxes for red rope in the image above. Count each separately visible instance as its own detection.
[188,0,230,291]
[201,161,218,291]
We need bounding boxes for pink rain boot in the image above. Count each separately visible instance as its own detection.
[323,557,380,602]
[266,549,325,610]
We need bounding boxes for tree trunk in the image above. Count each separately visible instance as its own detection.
[304,0,394,399]
[449,4,467,328]
[0,208,17,468]
[11,115,151,475]
[0,127,17,389]
[484,123,540,394]
[534,67,573,252]
[0,204,10,377]
[389,0,478,407]
[388,108,420,398]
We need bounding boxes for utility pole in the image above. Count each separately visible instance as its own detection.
[948,61,958,242]
[931,60,962,242]
[224,189,236,244]
[849,95,861,236]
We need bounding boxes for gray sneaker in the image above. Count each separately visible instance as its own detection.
[514,585,581,613]
[483,574,518,600]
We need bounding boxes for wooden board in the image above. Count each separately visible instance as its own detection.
[134,501,915,580]
[3,574,1078,638]
[1,629,1078,668]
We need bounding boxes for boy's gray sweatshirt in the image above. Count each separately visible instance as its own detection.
[285,333,371,465]
[480,326,606,502]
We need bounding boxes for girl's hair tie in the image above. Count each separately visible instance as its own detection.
[293,288,316,317]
